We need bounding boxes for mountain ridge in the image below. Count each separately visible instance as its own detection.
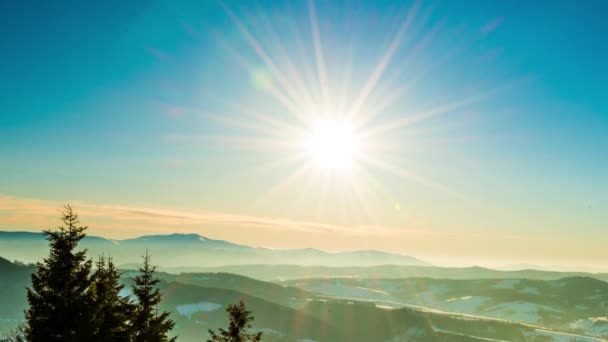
[0,230,430,268]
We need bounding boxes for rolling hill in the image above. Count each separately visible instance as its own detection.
[283,276,608,339]
[161,264,608,283]
[1,258,606,341]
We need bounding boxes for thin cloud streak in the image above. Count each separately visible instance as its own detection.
[0,194,526,242]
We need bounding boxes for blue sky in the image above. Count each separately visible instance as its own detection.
[0,0,606,267]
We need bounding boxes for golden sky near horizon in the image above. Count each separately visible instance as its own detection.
[1,195,606,270]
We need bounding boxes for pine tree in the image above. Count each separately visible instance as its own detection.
[207,300,262,342]
[131,251,175,342]
[25,205,95,342]
[90,256,133,342]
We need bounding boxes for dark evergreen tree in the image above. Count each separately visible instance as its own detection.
[90,256,134,342]
[131,251,175,342]
[25,205,95,342]
[207,300,262,342]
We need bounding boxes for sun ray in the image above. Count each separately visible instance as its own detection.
[246,152,310,177]
[201,0,525,221]
[203,88,305,131]
[314,170,333,218]
[290,166,329,220]
[220,2,312,123]
[201,108,301,140]
[362,77,527,140]
[252,161,316,209]
[335,35,356,121]
[344,167,384,223]
[205,134,301,151]
[355,164,407,222]
[253,3,318,109]
[308,0,331,117]
[362,92,489,139]
[210,27,307,123]
[359,153,460,198]
[346,0,421,121]
[284,1,326,112]
[356,19,445,120]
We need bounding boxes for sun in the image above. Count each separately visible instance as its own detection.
[210,1,476,211]
[304,120,361,171]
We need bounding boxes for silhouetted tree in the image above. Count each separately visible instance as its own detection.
[90,256,133,341]
[131,251,175,342]
[207,300,262,342]
[25,205,95,342]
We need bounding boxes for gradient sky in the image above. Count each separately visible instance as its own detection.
[1,0,607,268]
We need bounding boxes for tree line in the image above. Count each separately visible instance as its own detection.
[3,205,262,342]
[22,205,175,342]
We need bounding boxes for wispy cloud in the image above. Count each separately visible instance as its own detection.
[0,194,524,241]
[4,194,604,267]
[0,194,399,236]
[481,17,503,35]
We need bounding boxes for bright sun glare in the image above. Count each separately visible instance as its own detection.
[212,0,481,209]
[305,121,360,171]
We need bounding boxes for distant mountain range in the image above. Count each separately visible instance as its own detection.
[0,231,430,268]
[494,263,607,273]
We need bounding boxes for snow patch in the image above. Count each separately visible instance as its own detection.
[446,296,473,302]
[309,282,389,300]
[176,302,222,319]
[376,305,397,310]
[570,317,608,337]
[355,286,389,295]
[520,286,540,295]
[255,328,284,337]
[118,287,133,298]
[528,329,605,342]
[482,301,558,324]
[442,296,490,314]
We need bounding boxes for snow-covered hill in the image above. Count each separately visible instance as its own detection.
[284,277,608,339]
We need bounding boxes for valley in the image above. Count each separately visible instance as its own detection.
[2,251,607,341]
